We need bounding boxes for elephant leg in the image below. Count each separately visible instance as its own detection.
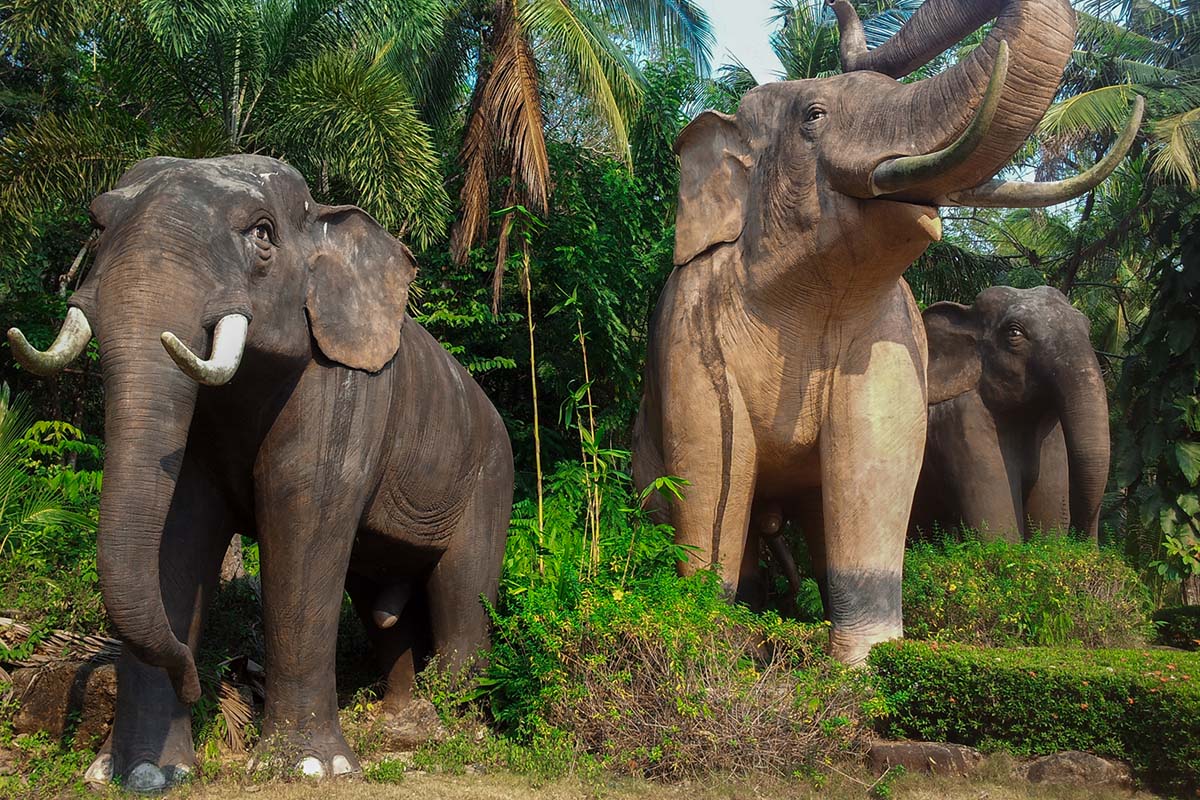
[661,373,757,594]
[86,461,232,792]
[346,573,426,714]
[931,394,1024,542]
[425,466,509,675]
[820,338,926,665]
[1024,416,1071,539]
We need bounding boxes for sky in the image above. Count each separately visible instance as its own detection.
[697,0,786,83]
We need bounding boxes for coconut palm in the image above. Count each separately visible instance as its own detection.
[0,0,454,255]
[448,0,715,268]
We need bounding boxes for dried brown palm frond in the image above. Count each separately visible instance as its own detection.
[218,680,255,753]
[0,618,120,669]
[450,0,549,267]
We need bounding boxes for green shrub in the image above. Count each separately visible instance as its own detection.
[486,570,879,779]
[902,536,1151,647]
[1153,605,1200,650]
[869,640,1200,792]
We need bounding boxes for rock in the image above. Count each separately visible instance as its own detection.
[11,661,117,747]
[1022,751,1134,789]
[73,664,117,750]
[12,664,78,737]
[867,740,984,776]
[374,699,448,751]
[0,748,18,776]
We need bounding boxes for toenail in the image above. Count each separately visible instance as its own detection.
[84,753,113,784]
[127,762,168,793]
[331,755,354,775]
[298,756,326,778]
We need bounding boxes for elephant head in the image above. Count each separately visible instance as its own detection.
[673,0,1143,278]
[923,285,1110,539]
[8,155,416,703]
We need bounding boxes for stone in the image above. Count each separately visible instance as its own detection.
[374,699,448,751]
[1022,751,1134,789]
[867,740,984,776]
[73,664,117,750]
[10,661,117,747]
[0,747,19,777]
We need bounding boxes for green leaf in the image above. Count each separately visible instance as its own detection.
[1168,318,1198,355]
[1175,441,1200,485]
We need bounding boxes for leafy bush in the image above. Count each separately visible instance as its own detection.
[486,569,878,779]
[902,536,1151,647]
[869,640,1200,792]
[1153,605,1200,650]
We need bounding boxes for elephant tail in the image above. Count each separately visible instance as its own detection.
[372,581,413,629]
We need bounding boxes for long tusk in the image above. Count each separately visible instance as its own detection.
[869,41,1010,197]
[941,95,1145,208]
[8,307,93,377]
[161,313,248,386]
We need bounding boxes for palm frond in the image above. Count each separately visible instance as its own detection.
[1149,106,1200,188]
[581,0,714,74]
[1039,84,1141,137]
[521,0,644,166]
[269,41,451,246]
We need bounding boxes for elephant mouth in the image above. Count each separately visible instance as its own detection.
[874,200,943,243]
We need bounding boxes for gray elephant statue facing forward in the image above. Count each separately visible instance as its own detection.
[8,155,513,791]
[632,0,1140,664]
[910,285,1110,543]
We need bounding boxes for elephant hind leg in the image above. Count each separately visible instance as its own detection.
[425,462,510,675]
[346,573,428,715]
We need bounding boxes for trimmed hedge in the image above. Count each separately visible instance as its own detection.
[1153,605,1200,651]
[902,537,1151,647]
[869,640,1200,792]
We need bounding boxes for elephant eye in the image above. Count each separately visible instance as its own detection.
[805,105,827,123]
[1005,323,1026,343]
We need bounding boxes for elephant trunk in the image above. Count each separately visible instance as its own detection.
[94,245,214,705]
[1052,351,1111,542]
[832,0,1077,201]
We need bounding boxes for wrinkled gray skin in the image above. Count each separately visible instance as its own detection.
[13,156,512,790]
[911,286,1110,543]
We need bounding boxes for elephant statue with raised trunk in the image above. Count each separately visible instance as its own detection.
[910,285,1110,543]
[8,155,513,791]
[632,0,1141,663]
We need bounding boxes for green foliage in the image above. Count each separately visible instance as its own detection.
[902,535,1151,648]
[869,640,1200,793]
[0,388,103,644]
[1152,605,1200,651]
[485,569,877,779]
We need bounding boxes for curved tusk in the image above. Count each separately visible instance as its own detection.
[161,313,248,386]
[7,307,93,377]
[942,95,1145,208]
[869,41,1009,197]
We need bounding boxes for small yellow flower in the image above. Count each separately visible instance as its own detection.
[613,589,625,601]
[948,583,957,593]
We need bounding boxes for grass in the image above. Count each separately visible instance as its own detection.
[156,754,1163,799]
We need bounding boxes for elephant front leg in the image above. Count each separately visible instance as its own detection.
[252,474,366,779]
[820,341,927,665]
[661,374,757,595]
[86,465,233,792]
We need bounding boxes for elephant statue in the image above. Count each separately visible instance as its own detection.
[910,285,1110,543]
[7,155,513,790]
[632,0,1141,663]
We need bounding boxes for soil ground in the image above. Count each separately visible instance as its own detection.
[174,756,1161,800]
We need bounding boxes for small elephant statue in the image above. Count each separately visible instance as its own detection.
[8,155,513,790]
[910,285,1110,543]
[632,0,1139,663]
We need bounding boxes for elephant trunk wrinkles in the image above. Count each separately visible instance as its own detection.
[95,247,212,704]
[836,0,1077,200]
[1053,353,1111,542]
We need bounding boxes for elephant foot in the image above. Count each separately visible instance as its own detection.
[84,715,196,793]
[375,698,448,750]
[829,625,902,666]
[248,727,361,779]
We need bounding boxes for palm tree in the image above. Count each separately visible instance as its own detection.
[448,0,715,272]
[0,0,454,255]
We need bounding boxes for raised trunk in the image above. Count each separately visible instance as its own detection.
[836,0,1077,200]
[93,245,212,704]
[1053,354,1111,543]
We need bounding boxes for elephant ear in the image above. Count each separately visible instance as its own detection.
[307,204,416,372]
[673,110,751,266]
[923,301,981,405]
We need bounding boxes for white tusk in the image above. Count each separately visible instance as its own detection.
[161,314,248,386]
[8,307,93,377]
